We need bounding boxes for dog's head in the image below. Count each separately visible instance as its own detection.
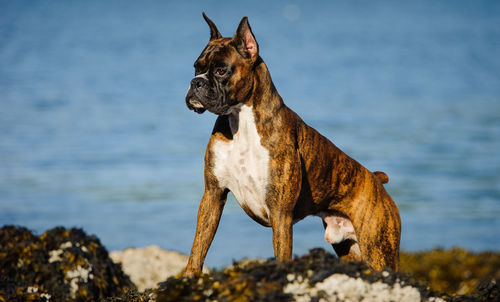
[185,13,260,115]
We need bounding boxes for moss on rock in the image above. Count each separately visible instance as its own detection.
[110,248,445,302]
[110,248,499,302]
[0,225,135,301]
[400,248,500,299]
[2,225,499,302]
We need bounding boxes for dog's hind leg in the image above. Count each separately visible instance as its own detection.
[318,212,363,262]
[331,239,362,262]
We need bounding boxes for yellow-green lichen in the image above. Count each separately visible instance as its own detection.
[400,248,500,297]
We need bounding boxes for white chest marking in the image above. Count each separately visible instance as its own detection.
[212,105,270,224]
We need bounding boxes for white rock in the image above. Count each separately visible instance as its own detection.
[284,273,426,302]
[48,249,63,263]
[60,241,73,249]
[110,245,207,291]
[65,264,92,298]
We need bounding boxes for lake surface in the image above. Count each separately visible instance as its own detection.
[1,0,499,267]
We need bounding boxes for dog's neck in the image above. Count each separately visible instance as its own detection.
[225,58,286,139]
[247,59,286,129]
[251,59,283,110]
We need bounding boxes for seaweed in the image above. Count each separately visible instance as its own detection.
[146,248,441,302]
[2,225,499,302]
[400,248,500,299]
[0,225,135,301]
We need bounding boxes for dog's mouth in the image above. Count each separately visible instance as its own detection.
[186,92,235,116]
[185,87,207,114]
[186,83,239,116]
[187,98,207,114]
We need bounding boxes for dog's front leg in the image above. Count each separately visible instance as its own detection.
[184,188,228,278]
[270,209,294,261]
[268,152,302,262]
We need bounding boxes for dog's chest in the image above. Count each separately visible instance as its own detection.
[212,105,270,224]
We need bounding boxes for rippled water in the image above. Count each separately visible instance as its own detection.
[1,0,499,267]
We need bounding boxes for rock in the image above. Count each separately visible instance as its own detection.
[110,248,499,302]
[0,225,135,301]
[110,246,208,291]
[400,248,500,297]
[111,248,447,302]
[284,273,426,302]
[3,225,499,302]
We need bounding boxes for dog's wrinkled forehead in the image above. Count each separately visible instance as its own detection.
[195,39,235,70]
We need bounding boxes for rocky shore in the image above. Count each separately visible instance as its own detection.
[1,226,498,301]
[109,246,209,291]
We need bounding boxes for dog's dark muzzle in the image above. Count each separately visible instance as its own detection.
[186,76,233,115]
[186,77,210,114]
[191,77,209,91]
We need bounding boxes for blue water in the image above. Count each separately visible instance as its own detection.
[1,0,499,268]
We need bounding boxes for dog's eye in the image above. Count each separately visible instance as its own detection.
[215,68,226,76]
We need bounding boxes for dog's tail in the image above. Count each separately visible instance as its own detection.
[373,171,389,184]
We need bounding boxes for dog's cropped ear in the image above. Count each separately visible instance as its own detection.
[203,12,222,41]
[232,16,259,59]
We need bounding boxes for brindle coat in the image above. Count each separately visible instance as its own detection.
[184,14,401,277]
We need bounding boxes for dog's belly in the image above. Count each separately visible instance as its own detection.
[212,105,271,226]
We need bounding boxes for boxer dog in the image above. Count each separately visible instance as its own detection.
[184,13,401,277]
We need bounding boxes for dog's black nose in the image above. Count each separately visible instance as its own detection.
[191,77,208,89]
